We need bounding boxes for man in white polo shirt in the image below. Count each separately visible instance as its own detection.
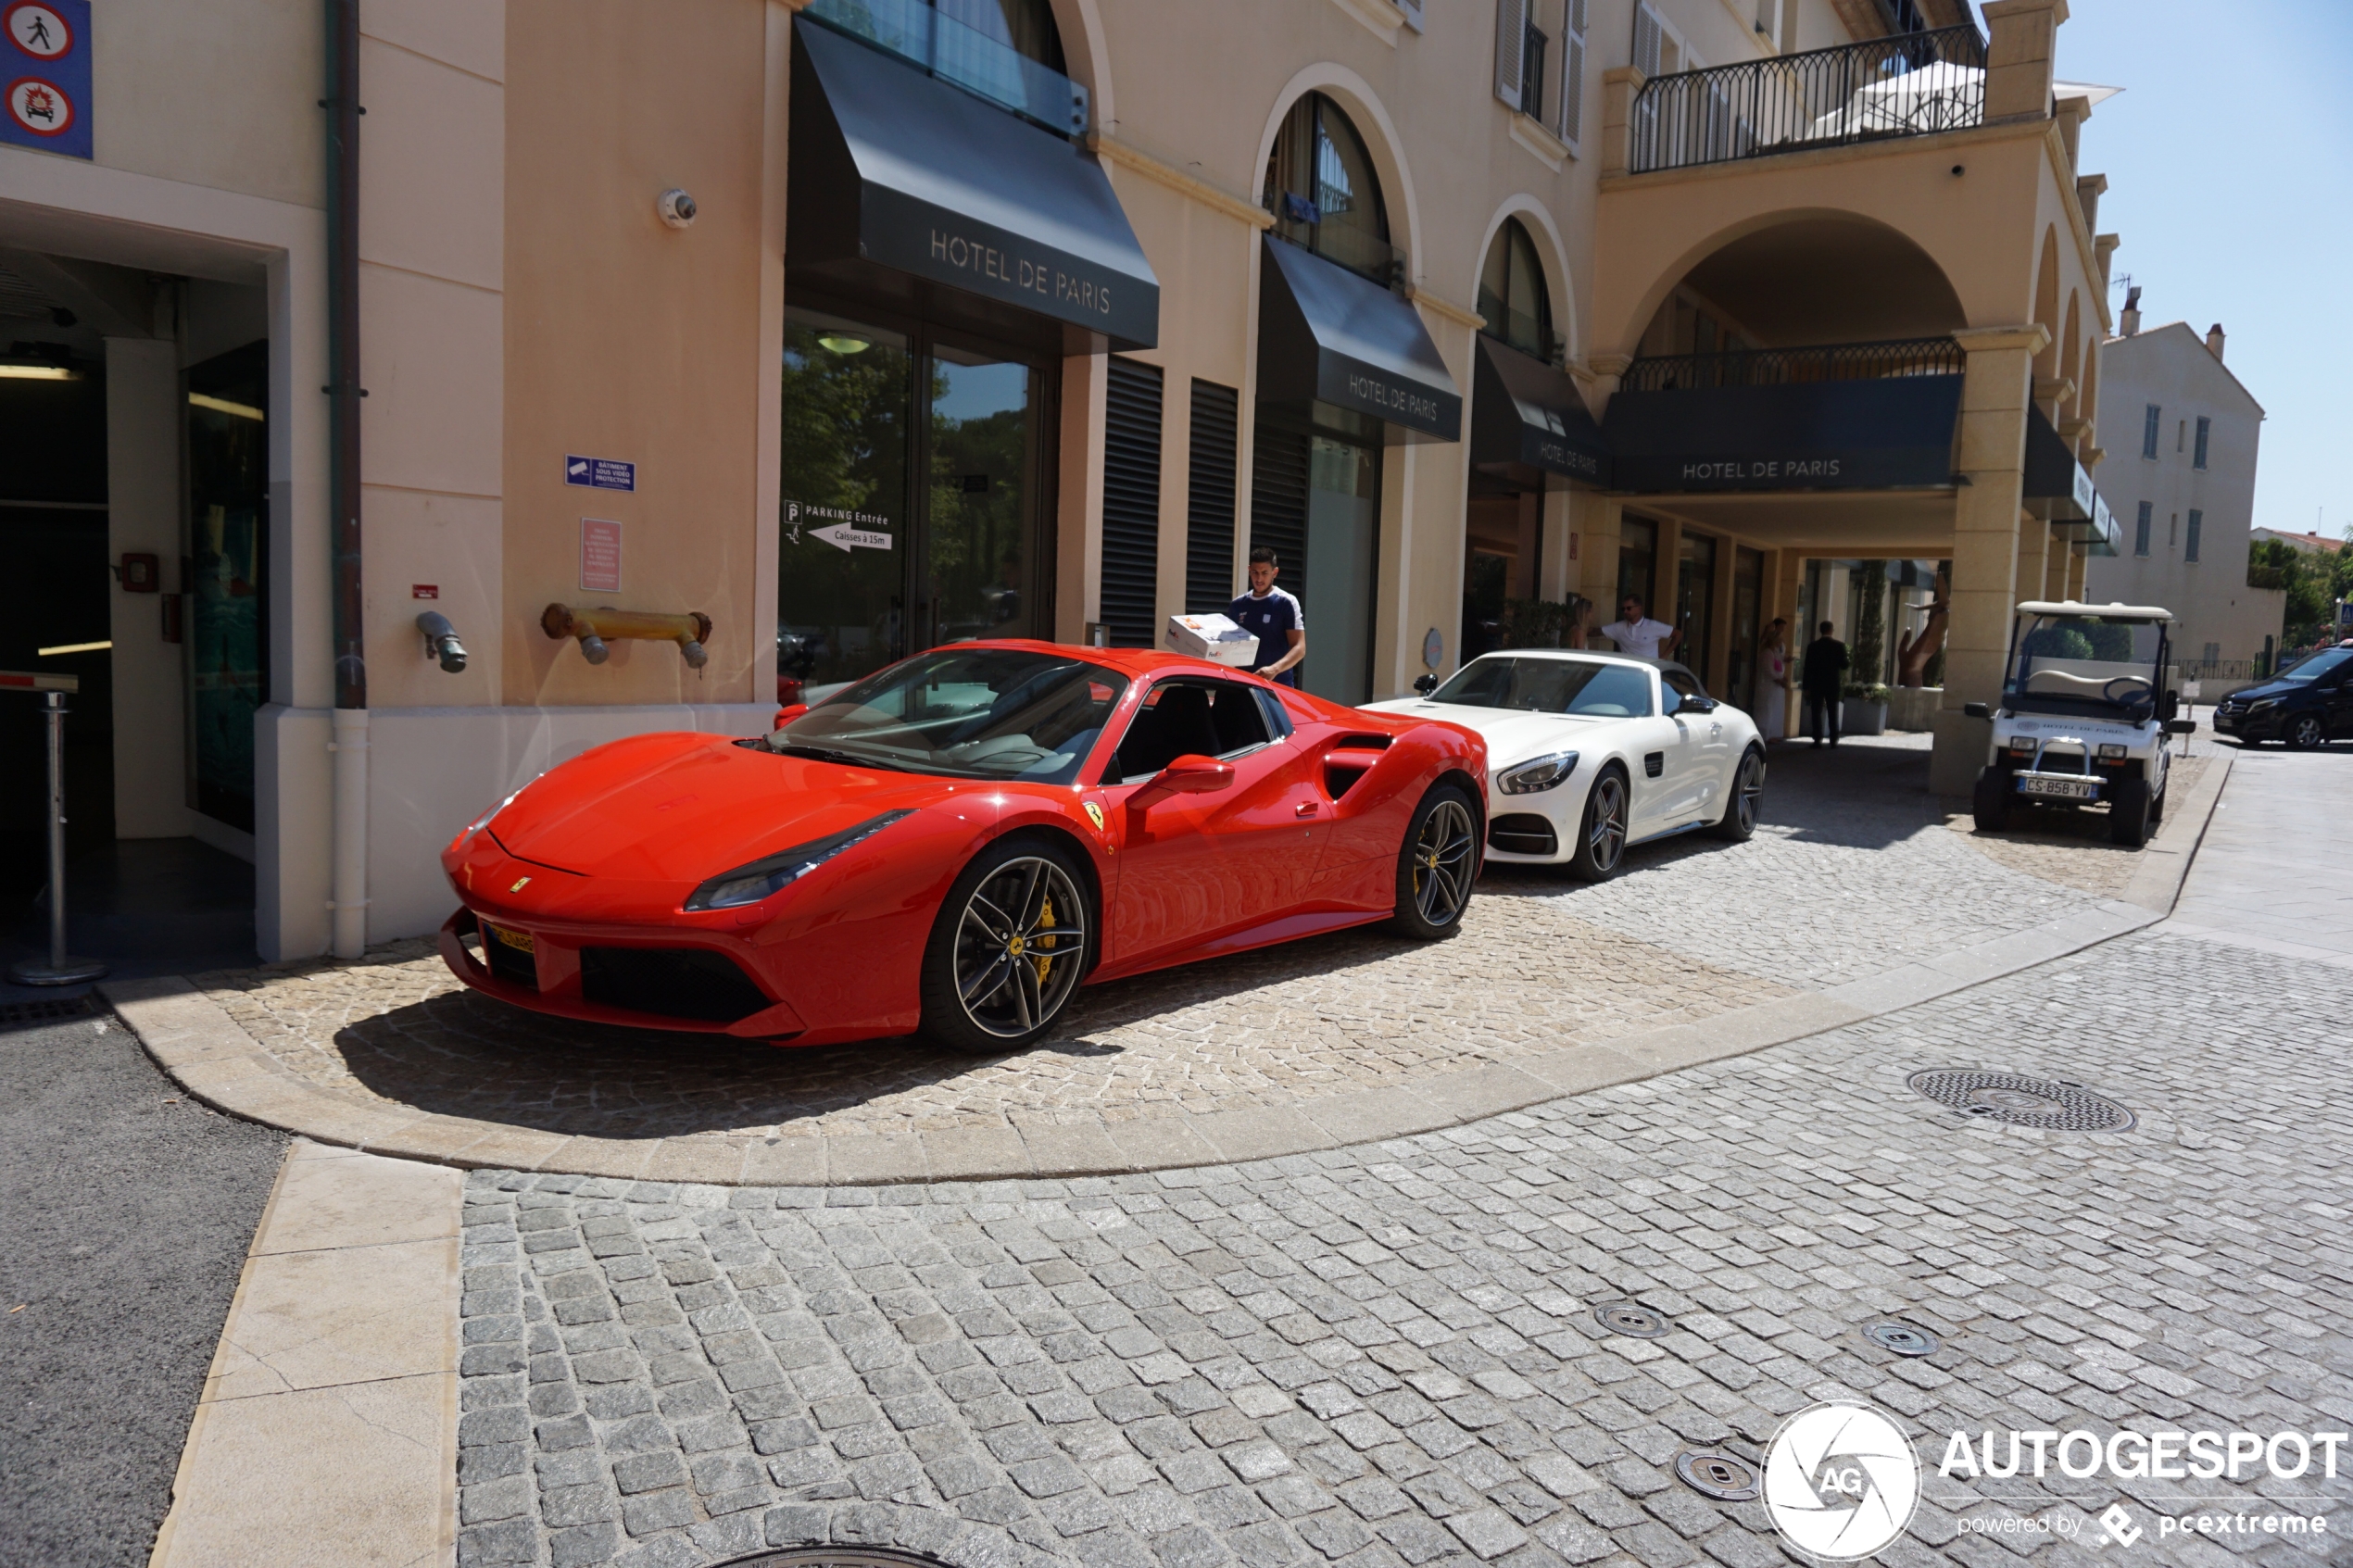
[1599,595,1680,660]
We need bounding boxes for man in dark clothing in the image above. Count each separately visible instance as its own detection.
[1800,620,1848,747]
[1227,546,1306,686]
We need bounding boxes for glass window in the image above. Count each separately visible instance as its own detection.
[934,0,1064,70]
[187,340,271,833]
[2005,614,2165,720]
[1107,678,1271,782]
[1263,94,1394,285]
[1660,668,1706,713]
[1478,219,1553,360]
[1617,517,1657,623]
[2194,416,2210,470]
[1428,656,1655,717]
[2133,501,2151,557]
[770,646,1123,782]
[2142,403,2160,459]
[2185,509,2202,563]
[2278,647,2353,682]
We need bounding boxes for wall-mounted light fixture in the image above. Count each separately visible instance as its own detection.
[542,604,711,669]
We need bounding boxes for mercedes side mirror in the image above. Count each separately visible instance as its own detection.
[1681,695,1718,713]
[1414,673,1439,696]
[2164,719,2196,736]
[1963,702,1990,720]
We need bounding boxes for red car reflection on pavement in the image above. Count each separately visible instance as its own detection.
[439,641,1487,1054]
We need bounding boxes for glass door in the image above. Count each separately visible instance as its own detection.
[777,303,1053,700]
[186,341,269,832]
[1303,434,1378,703]
[1729,546,1763,710]
[1675,529,1716,683]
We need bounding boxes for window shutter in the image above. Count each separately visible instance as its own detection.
[1495,0,1526,107]
[1185,381,1239,613]
[2185,509,2202,562]
[1249,424,1311,597]
[2142,403,2160,458]
[1558,0,1587,145]
[2194,416,2210,470]
[2134,501,2152,557]
[1632,3,1663,77]
[1101,357,1164,648]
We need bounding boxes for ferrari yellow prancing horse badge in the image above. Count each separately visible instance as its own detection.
[1083,801,1105,832]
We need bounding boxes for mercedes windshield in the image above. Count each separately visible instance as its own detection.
[1426,656,1655,717]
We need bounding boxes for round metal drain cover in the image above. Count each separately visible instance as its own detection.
[1593,1300,1667,1338]
[1863,1321,1941,1357]
[1906,1070,2134,1132]
[1676,1449,1762,1501]
[715,1549,953,1567]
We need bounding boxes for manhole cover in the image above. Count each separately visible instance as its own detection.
[1592,1300,1667,1338]
[714,1549,954,1567]
[1676,1449,1762,1500]
[1906,1070,2134,1132]
[1863,1322,1940,1357]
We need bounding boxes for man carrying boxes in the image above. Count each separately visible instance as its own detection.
[1227,547,1307,688]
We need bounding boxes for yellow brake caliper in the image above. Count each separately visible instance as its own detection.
[1032,893,1057,984]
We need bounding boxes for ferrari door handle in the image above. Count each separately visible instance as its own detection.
[1296,801,1319,817]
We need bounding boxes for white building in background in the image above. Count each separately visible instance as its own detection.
[2087,311,2279,667]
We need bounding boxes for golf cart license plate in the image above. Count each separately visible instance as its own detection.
[2018,776,2096,800]
[486,922,535,954]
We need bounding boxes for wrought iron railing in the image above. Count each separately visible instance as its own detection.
[804,0,1089,137]
[1629,24,1985,174]
[1618,336,1963,393]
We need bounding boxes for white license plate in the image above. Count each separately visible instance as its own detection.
[2018,775,2096,800]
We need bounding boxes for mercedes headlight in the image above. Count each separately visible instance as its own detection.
[1497,751,1580,795]
[684,810,912,910]
[2247,697,2280,713]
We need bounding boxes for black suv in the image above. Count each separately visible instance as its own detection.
[2211,646,2353,748]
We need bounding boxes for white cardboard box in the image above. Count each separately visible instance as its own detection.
[1165,613,1260,667]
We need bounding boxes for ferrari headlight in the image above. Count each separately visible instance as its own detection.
[684,810,912,910]
[1497,751,1580,795]
[2096,744,2127,760]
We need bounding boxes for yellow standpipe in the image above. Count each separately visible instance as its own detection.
[542,604,712,668]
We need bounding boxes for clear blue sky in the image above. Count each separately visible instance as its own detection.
[2042,1,2353,542]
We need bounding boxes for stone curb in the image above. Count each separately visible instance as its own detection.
[109,751,2233,1186]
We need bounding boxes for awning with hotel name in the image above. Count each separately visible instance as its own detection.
[1469,336,1610,487]
[1601,375,1964,493]
[786,19,1159,351]
[1256,235,1462,442]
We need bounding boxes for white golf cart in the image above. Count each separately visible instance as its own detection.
[1962,600,2196,847]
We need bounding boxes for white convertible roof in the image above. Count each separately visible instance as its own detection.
[2018,599,2173,621]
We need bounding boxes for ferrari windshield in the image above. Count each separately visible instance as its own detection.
[2005,614,2165,720]
[1427,656,1654,718]
[770,647,1127,782]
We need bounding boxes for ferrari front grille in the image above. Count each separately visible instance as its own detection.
[579,946,771,1023]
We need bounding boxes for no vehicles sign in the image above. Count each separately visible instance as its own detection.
[2,0,90,160]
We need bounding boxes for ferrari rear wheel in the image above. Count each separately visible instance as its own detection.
[919,838,1093,1056]
[1567,767,1629,884]
[1388,784,1478,940]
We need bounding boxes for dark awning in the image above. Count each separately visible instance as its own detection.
[787,19,1158,352]
[1470,336,1609,487]
[1602,375,1963,493]
[1257,235,1460,442]
[2021,403,2095,524]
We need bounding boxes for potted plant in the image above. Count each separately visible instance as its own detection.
[1842,681,1891,736]
[1500,597,1570,648]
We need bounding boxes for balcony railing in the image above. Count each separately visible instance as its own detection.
[1619,335,1963,393]
[1630,24,1985,174]
[804,0,1089,137]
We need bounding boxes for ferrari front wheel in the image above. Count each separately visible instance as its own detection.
[1389,784,1478,940]
[919,837,1093,1056]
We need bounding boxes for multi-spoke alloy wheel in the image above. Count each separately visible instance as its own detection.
[1569,770,1629,882]
[1390,784,1478,939]
[1713,747,1765,841]
[920,842,1093,1054]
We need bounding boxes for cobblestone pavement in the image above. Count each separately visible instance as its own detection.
[449,921,2353,1568]
[176,741,2153,1144]
[1943,758,2213,899]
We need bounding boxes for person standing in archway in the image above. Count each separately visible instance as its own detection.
[1801,620,1848,747]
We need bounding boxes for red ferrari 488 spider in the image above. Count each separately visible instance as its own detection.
[439,641,1486,1052]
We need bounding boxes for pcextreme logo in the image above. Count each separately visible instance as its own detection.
[1764,1402,1921,1560]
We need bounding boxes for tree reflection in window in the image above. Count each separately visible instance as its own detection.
[1263,93,1395,286]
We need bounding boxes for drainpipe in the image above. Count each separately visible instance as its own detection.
[325,0,369,960]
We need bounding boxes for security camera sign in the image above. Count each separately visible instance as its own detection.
[2,0,89,159]
[564,454,635,492]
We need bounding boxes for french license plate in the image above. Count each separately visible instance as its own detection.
[484,921,535,954]
[2018,775,2096,800]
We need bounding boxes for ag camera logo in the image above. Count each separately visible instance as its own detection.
[1764,1402,1921,1560]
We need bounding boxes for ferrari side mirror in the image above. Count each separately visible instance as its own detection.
[1154,755,1236,794]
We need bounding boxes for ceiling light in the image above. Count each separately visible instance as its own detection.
[818,333,871,355]
[0,364,78,380]
[38,640,111,656]
[189,391,265,421]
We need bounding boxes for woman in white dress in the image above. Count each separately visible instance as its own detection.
[1755,618,1791,743]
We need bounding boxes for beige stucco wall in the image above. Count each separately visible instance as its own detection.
[499,0,770,709]
[90,0,325,207]
[2087,322,2281,661]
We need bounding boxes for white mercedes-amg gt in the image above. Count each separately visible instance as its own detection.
[1364,649,1766,880]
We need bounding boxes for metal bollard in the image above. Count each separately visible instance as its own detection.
[8,683,107,986]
